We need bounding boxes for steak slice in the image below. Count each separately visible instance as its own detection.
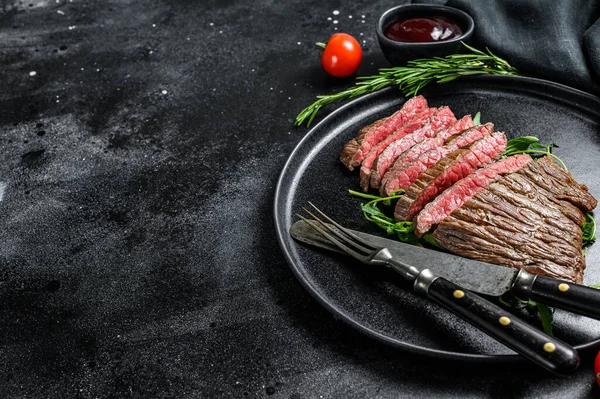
[368,106,457,191]
[433,174,587,283]
[358,107,437,190]
[394,131,507,221]
[372,115,474,190]
[339,95,428,170]
[413,154,533,236]
[380,123,495,196]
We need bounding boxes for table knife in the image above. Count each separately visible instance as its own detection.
[290,220,600,320]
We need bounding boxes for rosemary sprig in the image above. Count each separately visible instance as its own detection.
[295,42,518,127]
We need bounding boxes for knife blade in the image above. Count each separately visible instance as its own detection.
[291,220,600,320]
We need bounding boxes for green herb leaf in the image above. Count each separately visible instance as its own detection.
[583,212,596,246]
[498,296,512,307]
[472,111,481,125]
[537,303,554,336]
[295,43,518,127]
[589,283,600,289]
[503,136,567,170]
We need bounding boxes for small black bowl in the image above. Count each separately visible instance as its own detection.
[376,4,475,66]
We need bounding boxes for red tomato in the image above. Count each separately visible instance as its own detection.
[320,33,362,77]
[595,351,600,386]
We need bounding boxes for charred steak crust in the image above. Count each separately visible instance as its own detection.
[339,96,428,171]
[413,154,533,236]
[518,156,598,212]
[433,171,587,283]
[368,106,457,190]
[394,131,507,221]
[381,123,495,197]
[358,107,437,191]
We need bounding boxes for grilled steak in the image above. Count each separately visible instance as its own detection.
[339,96,428,170]
[380,123,495,196]
[414,154,533,236]
[367,106,457,191]
[372,115,474,190]
[433,158,593,283]
[394,131,507,221]
[358,107,437,190]
[516,156,597,212]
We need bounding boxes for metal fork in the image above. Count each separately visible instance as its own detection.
[298,202,580,375]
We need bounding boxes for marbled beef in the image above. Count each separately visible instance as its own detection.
[367,106,457,191]
[380,123,495,196]
[358,107,437,190]
[414,154,533,236]
[394,131,507,221]
[433,157,596,283]
[339,96,428,170]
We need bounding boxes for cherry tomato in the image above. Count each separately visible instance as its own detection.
[320,33,362,77]
[595,350,600,387]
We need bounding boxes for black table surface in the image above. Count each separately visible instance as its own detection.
[1,0,599,397]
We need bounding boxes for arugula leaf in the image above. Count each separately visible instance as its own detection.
[472,111,481,125]
[589,283,600,289]
[498,296,512,307]
[536,303,554,336]
[503,136,566,169]
[582,212,596,246]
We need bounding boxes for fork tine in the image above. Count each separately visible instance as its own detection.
[297,213,370,263]
[301,208,375,256]
[307,201,379,252]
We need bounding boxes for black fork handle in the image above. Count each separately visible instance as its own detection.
[408,267,579,375]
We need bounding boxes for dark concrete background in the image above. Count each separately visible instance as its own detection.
[0,0,598,397]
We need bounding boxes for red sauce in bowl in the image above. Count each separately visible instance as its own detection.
[385,16,462,43]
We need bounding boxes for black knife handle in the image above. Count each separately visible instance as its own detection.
[513,272,600,320]
[416,272,579,375]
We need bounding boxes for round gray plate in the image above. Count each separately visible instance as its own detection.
[274,75,600,361]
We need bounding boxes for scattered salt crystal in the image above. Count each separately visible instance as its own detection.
[57,10,65,15]
[68,26,76,30]
[149,50,153,54]
[152,24,156,27]
[327,17,332,21]
[334,27,338,31]
[297,42,301,45]
[161,90,168,95]
[333,20,338,24]
[270,87,273,90]
[187,37,190,41]
[251,68,255,72]
[361,20,365,23]
[96,69,100,72]
[288,97,291,100]
[29,71,37,77]
[361,15,365,18]
[332,10,340,15]
[81,67,84,70]
[219,30,223,34]
[348,15,352,19]
[359,32,363,36]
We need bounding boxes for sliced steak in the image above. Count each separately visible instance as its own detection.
[395,131,507,221]
[373,115,474,191]
[358,107,437,190]
[380,123,494,196]
[413,154,533,236]
[433,175,587,283]
[367,106,457,191]
[340,95,428,170]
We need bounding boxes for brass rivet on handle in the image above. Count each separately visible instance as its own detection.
[543,342,556,353]
[558,283,570,292]
[499,316,511,326]
[453,290,465,299]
